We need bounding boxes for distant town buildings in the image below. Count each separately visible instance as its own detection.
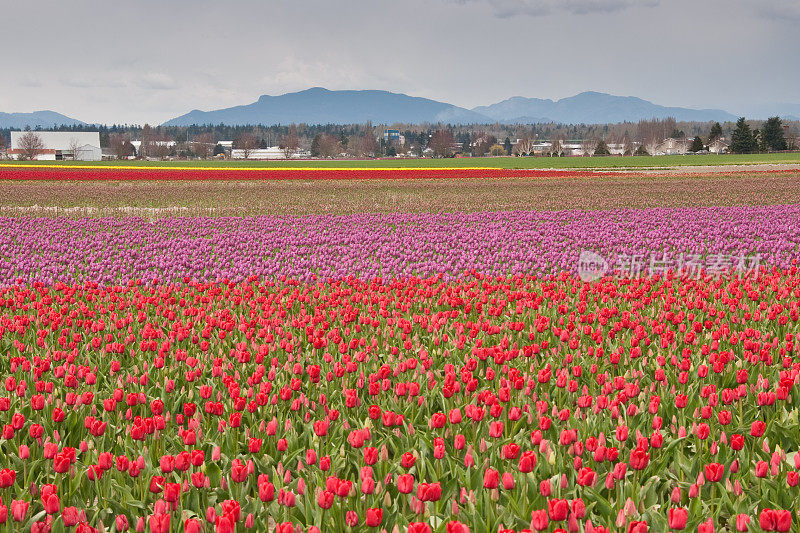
[230,146,311,160]
[8,131,101,161]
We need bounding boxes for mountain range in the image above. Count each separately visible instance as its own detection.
[162,88,489,127]
[2,89,796,128]
[472,92,737,124]
[0,110,86,129]
[163,88,739,126]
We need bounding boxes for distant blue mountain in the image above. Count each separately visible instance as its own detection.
[163,87,491,126]
[473,91,738,124]
[0,110,86,129]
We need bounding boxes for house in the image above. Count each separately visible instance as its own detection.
[8,131,102,161]
[231,146,307,160]
[383,130,405,146]
[653,137,691,156]
[708,138,729,154]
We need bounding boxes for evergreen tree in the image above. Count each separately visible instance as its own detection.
[708,122,723,142]
[762,116,788,151]
[690,136,704,152]
[594,139,611,155]
[730,118,756,154]
[213,144,224,156]
[503,137,512,155]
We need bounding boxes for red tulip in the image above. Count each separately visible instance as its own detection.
[446,521,470,533]
[628,521,648,533]
[0,469,15,488]
[704,463,724,483]
[184,519,202,533]
[531,510,549,531]
[398,474,415,494]
[733,514,750,532]
[231,459,248,483]
[401,452,416,469]
[365,508,383,527]
[483,468,499,489]
[317,490,334,509]
[629,448,649,470]
[10,500,28,522]
[775,510,791,532]
[760,509,776,531]
[43,494,59,514]
[548,498,569,521]
[149,513,170,533]
[417,482,442,501]
[116,514,130,531]
[577,467,597,486]
[697,518,714,533]
[164,483,181,502]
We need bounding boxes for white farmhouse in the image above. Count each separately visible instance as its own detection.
[9,131,102,161]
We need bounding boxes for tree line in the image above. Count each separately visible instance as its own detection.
[2,117,797,159]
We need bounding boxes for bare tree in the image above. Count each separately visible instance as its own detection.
[281,124,300,159]
[352,134,377,157]
[139,124,153,158]
[109,133,133,160]
[429,129,455,158]
[17,132,46,160]
[513,136,535,156]
[191,133,215,159]
[550,136,564,157]
[637,119,669,155]
[234,132,259,159]
[621,132,633,155]
[786,131,798,151]
[153,134,174,160]
[68,138,82,161]
[0,134,7,156]
[317,133,341,158]
[580,138,597,157]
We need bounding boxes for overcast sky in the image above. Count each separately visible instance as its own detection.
[2,0,799,125]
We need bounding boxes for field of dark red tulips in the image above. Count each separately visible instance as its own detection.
[2,165,800,533]
[0,165,613,182]
[1,164,798,183]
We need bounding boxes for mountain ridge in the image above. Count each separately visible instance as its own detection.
[2,89,798,128]
[0,110,86,129]
[163,87,490,127]
[473,91,738,124]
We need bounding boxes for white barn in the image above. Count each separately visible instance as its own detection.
[9,131,102,161]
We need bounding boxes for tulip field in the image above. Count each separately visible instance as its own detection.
[1,167,800,533]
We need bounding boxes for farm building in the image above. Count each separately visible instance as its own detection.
[230,146,309,160]
[653,137,691,156]
[8,131,102,161]
[708,138,730,154]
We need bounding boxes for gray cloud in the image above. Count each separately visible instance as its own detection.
[60,76,125,89]
[0,0,797,125]
[756,0,800,21]
[450,0,659,17]
[137,73,179,91]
